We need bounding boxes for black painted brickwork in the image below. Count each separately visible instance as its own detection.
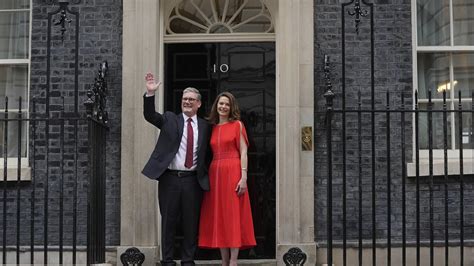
[314,0,474,245]
[0,0,122,246]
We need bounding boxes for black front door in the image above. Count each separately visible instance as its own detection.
[165,42,276,259]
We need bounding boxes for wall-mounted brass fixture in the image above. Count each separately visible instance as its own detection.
[301,126,313,151]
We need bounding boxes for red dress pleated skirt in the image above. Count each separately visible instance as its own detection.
[198,121,256,249]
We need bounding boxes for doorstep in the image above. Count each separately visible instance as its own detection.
[170,260,277,266]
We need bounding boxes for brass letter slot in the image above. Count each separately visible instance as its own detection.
[301,126,313,151]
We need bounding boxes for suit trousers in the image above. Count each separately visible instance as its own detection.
[158,170,202,266]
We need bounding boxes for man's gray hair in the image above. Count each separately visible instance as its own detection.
[183,87,202,101]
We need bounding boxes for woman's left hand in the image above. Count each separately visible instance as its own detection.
[235,178,247,196]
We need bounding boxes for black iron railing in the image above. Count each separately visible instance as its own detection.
[0,61,108,265]
[324,54,474,266]
[85,61,109,265]
[0,97,87,265]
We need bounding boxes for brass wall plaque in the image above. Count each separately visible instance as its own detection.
[301,126,313,151]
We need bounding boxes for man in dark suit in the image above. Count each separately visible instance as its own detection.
[141,73,210,266]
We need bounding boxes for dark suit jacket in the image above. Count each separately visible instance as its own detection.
[141,94,211,191]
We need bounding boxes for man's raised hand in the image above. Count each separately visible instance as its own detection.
[145,72,161,96]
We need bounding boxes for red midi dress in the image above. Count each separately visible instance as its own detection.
[198,121,256,249]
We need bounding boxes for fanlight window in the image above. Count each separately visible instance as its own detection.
[167,0,274,34]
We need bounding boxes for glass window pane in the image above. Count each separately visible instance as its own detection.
[419,102,452,149]
[0,112,27,158]
[453,53,474,98]
[231,1,272,33]
[453,1,474,45]
[0,65,28,109]
[417,53,450,100]
[417,0,450,46]
[0,11,29,59]
[455,102,473,149]
[0,0,29,9]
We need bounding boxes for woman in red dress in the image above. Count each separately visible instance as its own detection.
[199,92,256,266]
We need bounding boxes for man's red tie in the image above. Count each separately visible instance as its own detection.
[185,118,193,168]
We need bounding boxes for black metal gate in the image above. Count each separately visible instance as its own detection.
[321,1,474,266]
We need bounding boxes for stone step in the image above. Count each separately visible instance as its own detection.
[158,260,277,266]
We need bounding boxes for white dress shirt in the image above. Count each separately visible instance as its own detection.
[168,114,199,171]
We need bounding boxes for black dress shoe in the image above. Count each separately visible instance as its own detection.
[160,260,177,266]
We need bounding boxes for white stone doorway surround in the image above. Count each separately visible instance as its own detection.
[119,1,315,265]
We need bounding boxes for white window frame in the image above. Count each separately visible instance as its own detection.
[0,1,32,178]
[410,0,474,176]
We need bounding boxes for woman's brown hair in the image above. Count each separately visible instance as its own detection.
[207,91,241,125]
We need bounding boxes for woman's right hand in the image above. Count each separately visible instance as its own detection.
[145,72,161,95]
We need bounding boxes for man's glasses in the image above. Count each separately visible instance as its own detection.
[182,97,198,102]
